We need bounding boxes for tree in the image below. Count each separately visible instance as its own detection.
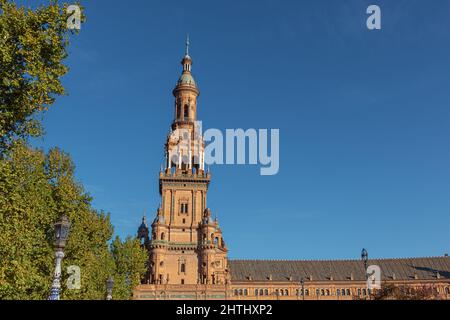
[0,142,55,299]
[0,1,147,299]
[0,0,83,152]
[0,143,147,299]
[372,283,441,300]
[111,236,148,299]
[0,142,110,299]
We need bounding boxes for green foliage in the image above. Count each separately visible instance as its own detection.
[111,236,148,300]
[0,143,147,299]
[0,1,146,300]
[0,0,83,152]
[0,142,54,299]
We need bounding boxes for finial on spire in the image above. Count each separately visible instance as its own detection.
[185,34,190,56]
[140,213,147,228]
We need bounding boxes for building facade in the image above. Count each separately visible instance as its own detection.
[133,42,450,300]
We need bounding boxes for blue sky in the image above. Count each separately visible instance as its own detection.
[28,0,450,260]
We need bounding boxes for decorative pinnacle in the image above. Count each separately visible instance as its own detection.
[185,34,190,56]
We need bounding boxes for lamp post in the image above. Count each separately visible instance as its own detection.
[361,248,369,300]
[361,248,368,279]
[106,277,114,300]
[49,215,71,300]
[300,278,305,301]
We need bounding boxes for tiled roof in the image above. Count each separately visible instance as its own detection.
[229,257,450,282]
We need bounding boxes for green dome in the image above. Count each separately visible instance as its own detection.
[177,73,196,87]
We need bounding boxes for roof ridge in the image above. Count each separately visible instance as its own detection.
[229,256,448,262]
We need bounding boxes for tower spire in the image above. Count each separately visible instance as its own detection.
[173,34,198,95]
[185,34,190,57]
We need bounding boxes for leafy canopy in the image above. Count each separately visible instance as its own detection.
[0,1,147,299]
[0,142,148,299]
[0,0,82,151]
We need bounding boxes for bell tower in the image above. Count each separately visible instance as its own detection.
[138,37,230,290]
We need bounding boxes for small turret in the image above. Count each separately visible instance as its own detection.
[137,215,149,246]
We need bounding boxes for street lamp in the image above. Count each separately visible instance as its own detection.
[49,215,71,300]
[361,248,368,279]
[361,248,369,300]
[106,277,114,300]
[300,278,305,301]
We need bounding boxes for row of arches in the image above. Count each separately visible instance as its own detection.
[234,286,450,297]
[234,287,372,297]
[176,103,193,120]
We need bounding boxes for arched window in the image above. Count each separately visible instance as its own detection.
[161,232,165,240]
[255,289,258,296]
[305,289,309,296]
[445,287,449,295]
[346,289,351,296]
[265,289,269,296]
[341,288,345,296]
[180,263,186,273]
[285,289,289,296]
[362,289,367,296]
[234,289,238,296]
[214,237,219,245]
[177,102,182,119]
[337,289,341,296]
[184,104,189,118]
[239,289,243,296]
[260,289,264,296]
[357,288,361,296]
[326,289,330,296]
[171,154,179,168]
[316,289,320,296]
[180,203,188,214]
[321,289,325,296]
[244,289,248,296]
